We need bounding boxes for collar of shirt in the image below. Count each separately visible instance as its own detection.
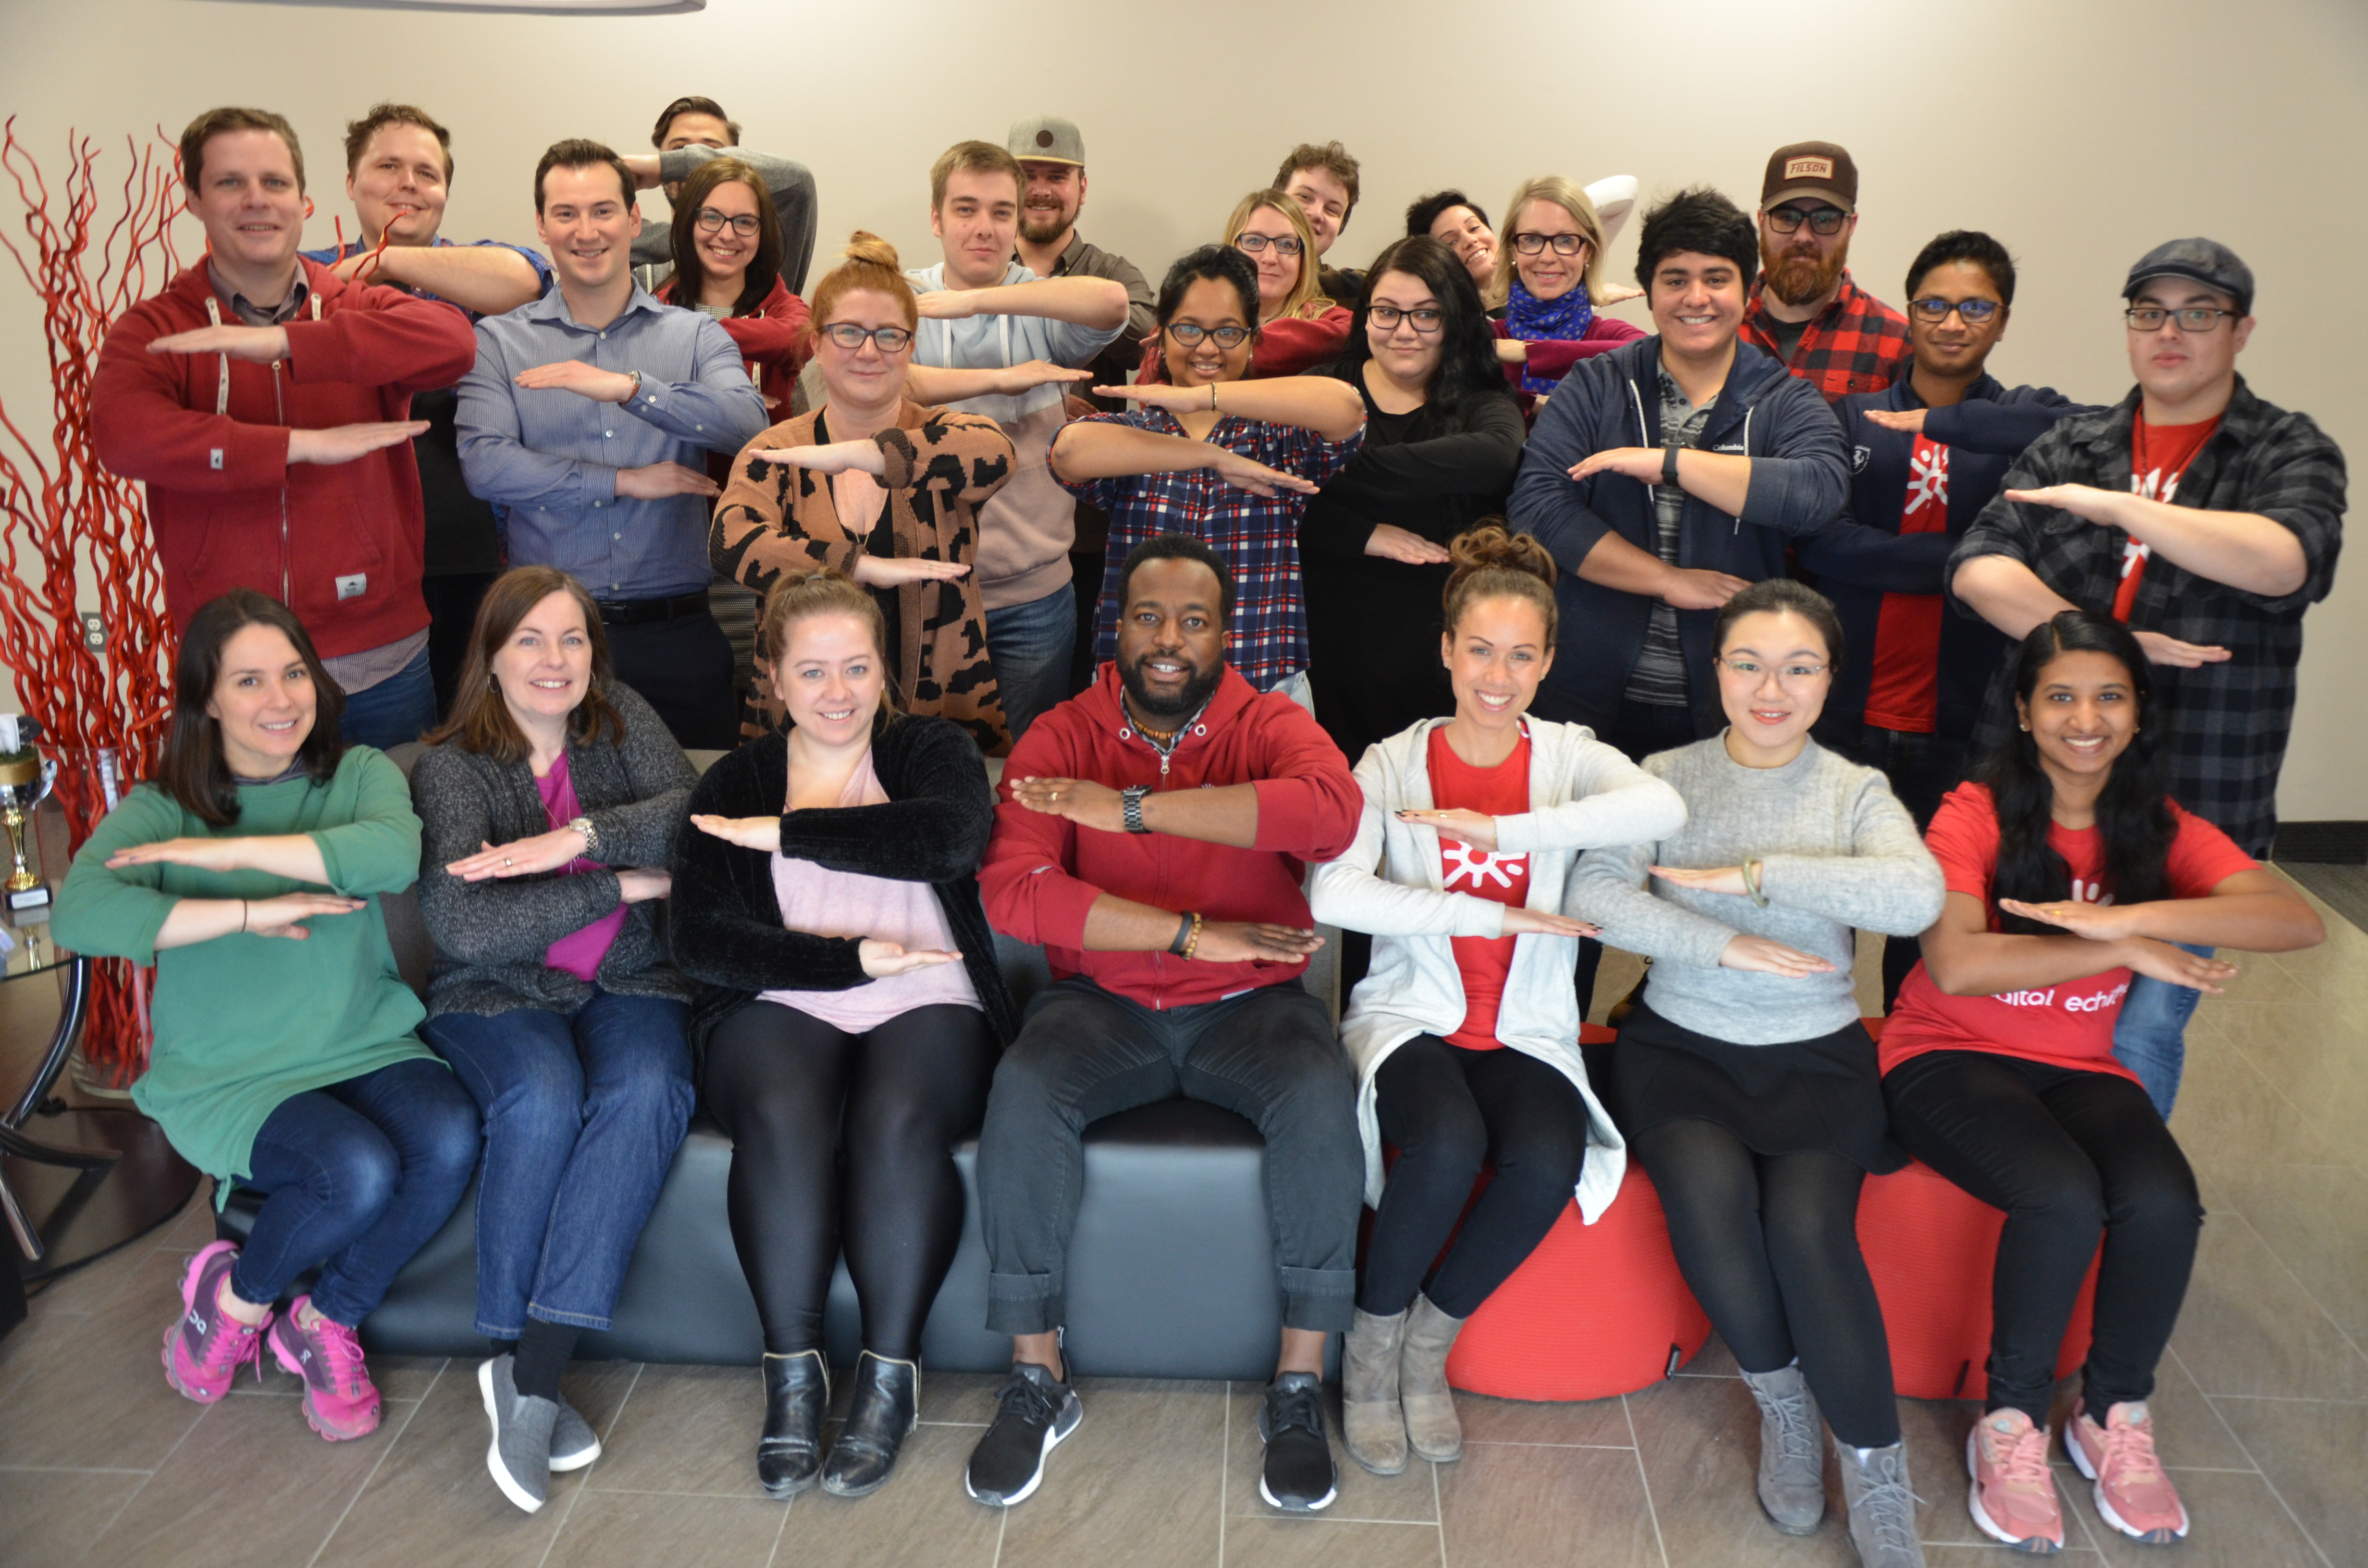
[517,278,671,335]
[1746,268,1866,334]
[208,257,310,326]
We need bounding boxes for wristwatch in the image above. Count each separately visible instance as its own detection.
[568,815,601,858]
[1121,786,1153,834]
[1661,444,1682,486]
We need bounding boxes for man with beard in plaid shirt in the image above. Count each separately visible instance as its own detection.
[1741,141,1911,404]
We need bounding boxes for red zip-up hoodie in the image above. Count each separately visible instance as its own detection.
[91,259,480,659]
[982,661,1361,1010]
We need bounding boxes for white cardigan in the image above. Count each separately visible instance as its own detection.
[1308,718,1688,1223]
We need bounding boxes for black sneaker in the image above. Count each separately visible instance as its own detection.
[964,1362,1083,1507]
[1256,1372,1338,1512]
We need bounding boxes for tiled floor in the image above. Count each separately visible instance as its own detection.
[4,875,2365,1568]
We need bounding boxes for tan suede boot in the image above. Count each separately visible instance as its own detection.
[1340,1307,1409,1475]
[1398,1294,1467,1462]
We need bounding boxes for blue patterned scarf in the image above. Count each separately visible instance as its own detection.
[1505,277,1596,396]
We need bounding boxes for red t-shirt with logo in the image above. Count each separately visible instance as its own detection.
[2111,411,2221,621]
[1881,782,2255,1080]
[1428,726,1532,1052]
[1862,432,1951,733]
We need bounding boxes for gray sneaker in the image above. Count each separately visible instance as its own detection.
[549,1396,601,1472]
[480,1355,557,1514]
[1835,1437,1928,1568]
[1740,1362,1826,1533]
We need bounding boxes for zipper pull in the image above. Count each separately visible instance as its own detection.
[1159,753,1170,782]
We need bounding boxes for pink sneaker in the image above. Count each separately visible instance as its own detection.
[1966,1407,2064,1553]
[2066,1399,2189,1544]
[266,1295,382,1441]
[160,1241,267,1403]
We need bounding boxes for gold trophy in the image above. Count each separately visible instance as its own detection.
[1,721,57,910]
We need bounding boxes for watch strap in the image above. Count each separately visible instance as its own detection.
[1661,443,1682,487]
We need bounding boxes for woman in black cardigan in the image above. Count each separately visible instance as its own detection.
[672,572,1016,1505]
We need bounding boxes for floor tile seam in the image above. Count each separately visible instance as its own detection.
[2208,1203,2368,1361]
[1620,1391,1672,1568]
[916,1417,991,1428]
[2220,1035,2358,1162]
[1457,1438,1638,1450]
[0,1461,157,1476]
[1430,1461,1446,1568]
[575,1484,787,1499]
[758,1470,794,1568]
[1214,1378,1228,1568]
[2179,1348,2341,1568]
[2195,1391,2368,1405]
[304,1362,441,1568]
[74,1387,218,1566]
[1229,1513,1443,1527]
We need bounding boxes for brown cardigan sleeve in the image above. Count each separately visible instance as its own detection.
[709,411,862,591]
[877,406,1016,509]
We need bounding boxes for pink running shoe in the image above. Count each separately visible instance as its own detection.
[161,1241,267,1404]
[2066,1399,2190,1544]
[1966,1407,2064,1553]
[266,1295,382,1441]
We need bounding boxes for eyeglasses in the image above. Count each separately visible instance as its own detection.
[1910,296,2002,324]
[2125,306,2237,332]
[1764,206,1848,237]
[1717,656,1830,686]
[1509,232,1589,257]
[1367,305,1444,333]
[818,322,913,353]
[693,208,762,238]
[1234,233,1303,258]
[1165,322,1252,348]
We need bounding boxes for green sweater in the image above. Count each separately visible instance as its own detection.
[52,747,442,1189]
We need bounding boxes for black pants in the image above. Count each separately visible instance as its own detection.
[1631,1118,1900,1447]
[703,1001,997,1359]
[1883,1050,2203,1423]
[1360,1036,1587,1319]
[423,571,497,720]
[603,609,740,750]
[1846,727,1967,1009]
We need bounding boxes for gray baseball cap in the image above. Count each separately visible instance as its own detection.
[2124,237,2253,316]
[1008,116,1084,167]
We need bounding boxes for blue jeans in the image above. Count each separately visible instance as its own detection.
[420,991,694,1337]
[2111,946,2210,1119]
[337,646,438,751]
[231,1058,482,1327]
[986,583,1076,744]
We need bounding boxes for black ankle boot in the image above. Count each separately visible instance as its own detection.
[821,1351,918,1498]
[757,1351,829,1498]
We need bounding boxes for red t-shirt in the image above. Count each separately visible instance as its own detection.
[1862,432,1951,733]
[2111,411,2220,621]
[1428,726,1532,1052]
[1882,782,2255,1078]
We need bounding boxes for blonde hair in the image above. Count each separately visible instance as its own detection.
[757,572,905,723]
[1491,176,1610,307]
[806,231,918,352]
[1443,522,1558,647]
[1224,190,1330,323]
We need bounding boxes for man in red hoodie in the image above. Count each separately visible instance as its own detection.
[92,106,480,748]
[963,535,1364,1516]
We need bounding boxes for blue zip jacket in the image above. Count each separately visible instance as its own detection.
[1509,334,1848,735]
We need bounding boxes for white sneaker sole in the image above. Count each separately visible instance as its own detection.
[480,1358,547,1515]
[965,1404,1082,1507]
[2064,1427,2189,1542]
[1257,1474,1338,1513]
[1964,1427,2064,1552]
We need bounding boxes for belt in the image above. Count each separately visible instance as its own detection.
[594,591,710,626]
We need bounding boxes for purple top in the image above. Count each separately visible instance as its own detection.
[537,753,627,983]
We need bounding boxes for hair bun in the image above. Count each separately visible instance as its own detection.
[1447,522,1556,587]
[842,229,900,271]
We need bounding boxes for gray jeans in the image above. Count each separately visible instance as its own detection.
[975,976,1363,1336]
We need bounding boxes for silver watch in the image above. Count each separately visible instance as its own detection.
[1121,786,1152,834]
[568,815,601,858]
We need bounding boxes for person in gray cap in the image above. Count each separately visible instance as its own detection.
[1949,237,2346,1119]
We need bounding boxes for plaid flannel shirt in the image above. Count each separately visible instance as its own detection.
[1742,270,1912,405]
[1948,378,2347,855]
[1062,408,1361,691]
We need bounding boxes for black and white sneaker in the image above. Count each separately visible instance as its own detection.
[964,1362,1083,1507]
[1257,1372,1338,1512]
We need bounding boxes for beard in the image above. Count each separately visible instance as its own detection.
[1118,649,1222,725]
[1020,201,1077,246]
[1760,236,1848,307]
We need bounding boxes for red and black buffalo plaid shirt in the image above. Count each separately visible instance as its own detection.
[1743,270,1912,404]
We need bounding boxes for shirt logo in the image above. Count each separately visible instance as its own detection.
[1904,442,1949,516]
[1851,443,1871,474]
[1785,156,1836,180]
[1443,840,1525,891]
[334,574,368,601]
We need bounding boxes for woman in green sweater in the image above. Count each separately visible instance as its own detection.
[54,590,481,1445]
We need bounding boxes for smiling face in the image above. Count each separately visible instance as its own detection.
[1365,268,1444,389]
[535,162,636,295]
[205,622,316,779]
[691,175,760,295]
[814,287,916,410]
[1427,204,1495,291]
[1116,556,1227,723]
[1907,258,2009,383]
[186,128,306,277]
[1282,168,1350,257]
[1648,250,1747,360]
[346,122,447,247]
[932,166,1020,290]
[1716,610,1832,761]
[1508,198,1591,304]
[1442,595,1553,732]
[489,590,593,731]
[1234,204,1304,318]
[1019,159,1084,246]
[2126,279,2252,409]
[775,611,887,745]
[1159,276,1256,387]
[2016,648,2139,788]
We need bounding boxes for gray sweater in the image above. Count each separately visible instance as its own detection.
[632,146,820,296]
[1567,735,1944,1045]
[411,682,699,1018]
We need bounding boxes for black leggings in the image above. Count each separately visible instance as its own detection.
[1360,1036,1587,1319]
[1883,1050,2202,1423]
[1631,1118,1900,1447]
[703,1001,996,1359]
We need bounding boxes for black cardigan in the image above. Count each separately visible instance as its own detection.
[669,713,1019,1059]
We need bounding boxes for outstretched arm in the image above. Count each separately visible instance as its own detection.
[919,276,1129,331]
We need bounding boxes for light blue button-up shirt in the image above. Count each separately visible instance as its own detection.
[456,283,767,600]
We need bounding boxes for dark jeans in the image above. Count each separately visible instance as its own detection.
[1846,727,1968,1009]
[423,572,498,720]
[337,647,439,752]
[976,977,1363,1335]
[1883,1049,2203,1422]
[604,609,740,750]
[229,1058,481,1327]
[420,992,694,1337]
[1361,1036,1587,1319]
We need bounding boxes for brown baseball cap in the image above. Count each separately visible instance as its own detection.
[1008,116,1084,167]
[1761,141,1858,212]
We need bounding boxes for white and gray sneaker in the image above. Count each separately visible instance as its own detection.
[480,1355,558,1514]
[549,1396,601,1472]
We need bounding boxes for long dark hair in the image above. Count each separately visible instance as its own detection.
[665,156,785,317]
[155,590,346,826]
[1977,611,2175,932]
[1333,235,1511,441]
[422,566,626,765]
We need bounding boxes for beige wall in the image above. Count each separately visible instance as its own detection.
[3,0,2364,816]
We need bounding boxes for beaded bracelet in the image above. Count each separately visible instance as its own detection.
[1181,911,1205,961]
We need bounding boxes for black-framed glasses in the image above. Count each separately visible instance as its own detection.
[818,322,913,353]
[1367,305,1444,333]
[2125,306,2237,332]
[1910,296,2002,324]
[1165,322,1252,349]
[693,208,762,238]
[1764,206,1848,237]
[1234,233,1303,258]
[1509,232,1589,257]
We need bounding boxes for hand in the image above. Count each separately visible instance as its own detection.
[1566,447,1666,485]
[515,359,639,403]
[1090,381,1212,415]
[1660,567,1751,611]
[1494,338,1531,366]
[1009,776,1124,833]
[616,868,673,903]
[2003,483,2125,527]
[2132,629,2232,668]
[1998,896,2141,942]
[1597,283,1646,306]
[2120,937,2241,993]
[1191,921,1325,964]
[691,813,783,853]
[746,441,877,476]
[1862,407,1928,434]
[860,938,962,978]
[147,323,289,363]
[106,836,257,873]
[241,892,367,939]
[850,553,972,587]
[914,291,983,321]
[1651,864,1749,896]
[1208,446,1319,498]
[1364,525,1452,565]
[991,360,1094,396]
[615,462,721,500]
[1717,934,1837,977]
[1395,808,1497,850]
[287,421,430,466]
[445,830,589,882]
[618,153,664,191]
[1499,905,1601,938]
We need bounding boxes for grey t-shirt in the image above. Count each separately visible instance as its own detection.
[1623,368,1714,709]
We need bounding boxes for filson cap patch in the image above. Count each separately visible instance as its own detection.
[1762,140,1859,212]
[1786,156,1836,181]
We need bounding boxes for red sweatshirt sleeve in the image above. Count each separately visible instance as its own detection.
[282,278,477,396]
[979,711,1103,949]
[716,287,813,377]
[90,302,292,492]
[1245,696,1363,859]
[1250,309,1353,379]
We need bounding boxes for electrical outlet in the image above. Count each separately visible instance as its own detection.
[80,612,105,650]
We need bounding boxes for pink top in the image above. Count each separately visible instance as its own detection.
[537,754,627,983]
[759,750,981,1030]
